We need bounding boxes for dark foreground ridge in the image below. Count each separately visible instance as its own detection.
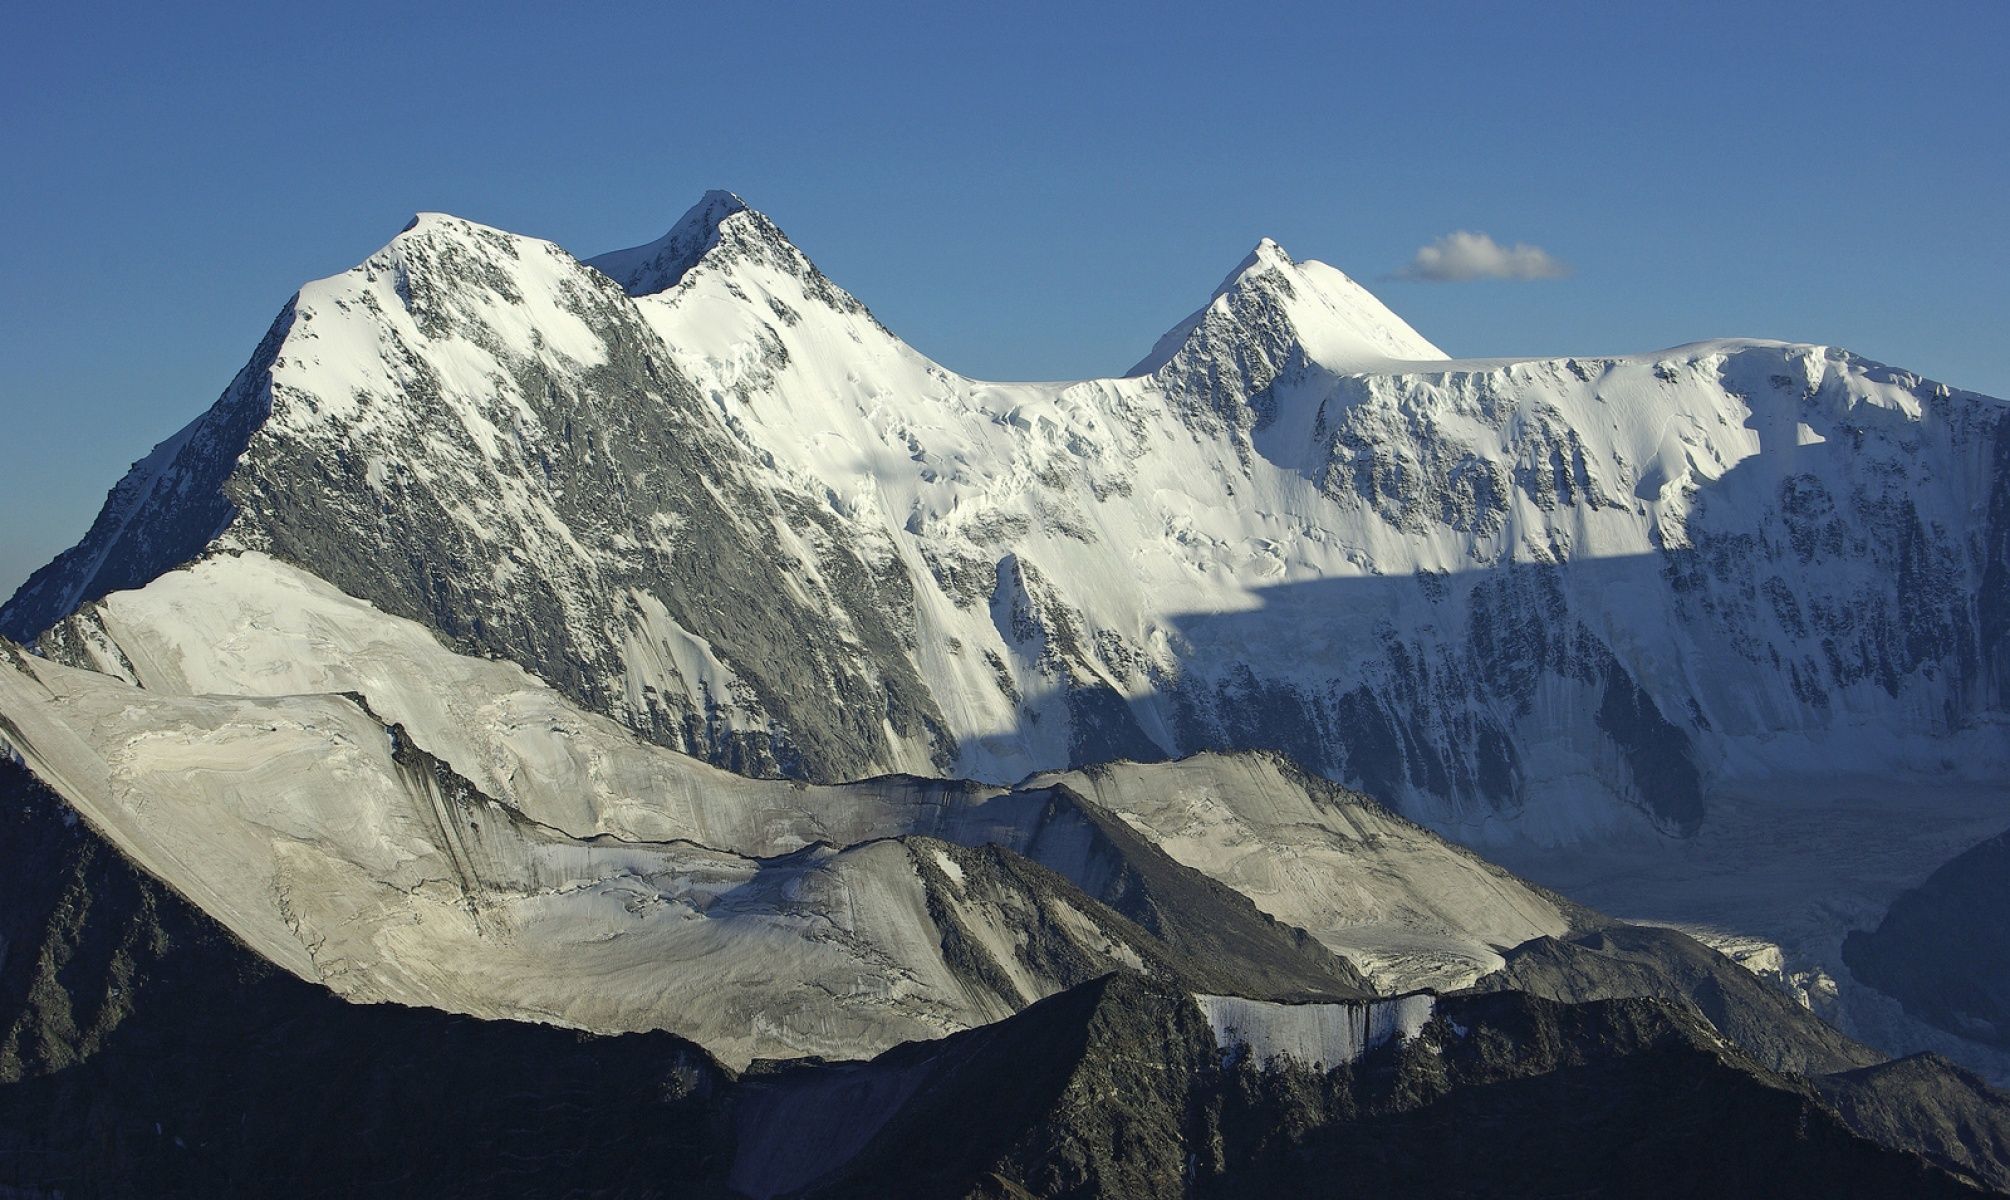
[3,760,2004,1198]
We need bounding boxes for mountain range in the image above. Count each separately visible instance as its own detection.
[2,192,2006,1196]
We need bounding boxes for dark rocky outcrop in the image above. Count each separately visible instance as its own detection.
[0,759,731,1198]
[1482,922,1880,1076]
[747,975,1991,1199]
[1845,827,2010,1050]
[1818,1053,2010,1194]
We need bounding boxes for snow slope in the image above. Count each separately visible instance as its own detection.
[595,193,2010,840]
[1040,754,1571,989]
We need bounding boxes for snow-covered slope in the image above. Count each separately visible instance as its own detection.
[587,194,2010,840]
[5,634,1368,1068]
[1037,754,1572,989]
[7,193,2009,848]
[4,552,1568,1005]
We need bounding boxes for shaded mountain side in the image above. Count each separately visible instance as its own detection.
[0,756,180,1083]
[749,975,1991,1199]
[1480,922,1881,1076]
[1846,826,2010,1048]
[1819,1054,2010,1194]
[730,975,1134,1200]
[1222,991,1984,1200]
[1476,921,2010,1192]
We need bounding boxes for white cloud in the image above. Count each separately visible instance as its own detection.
[1395,231,1571,282]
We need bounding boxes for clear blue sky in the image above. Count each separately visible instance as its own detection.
[4,0,2006,596]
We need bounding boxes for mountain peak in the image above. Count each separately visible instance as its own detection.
[390,210,522,242]
[1129,237,1445,377]
[1243,235,1290,269]
[1195,237,1295,304]
[586,190,755,296]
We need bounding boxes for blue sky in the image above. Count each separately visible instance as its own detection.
[3,0,2006,595]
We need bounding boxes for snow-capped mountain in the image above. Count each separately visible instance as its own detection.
[6,193,2010,1195]
[6,192,2007,849]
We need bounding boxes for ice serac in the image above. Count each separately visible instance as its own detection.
[9,193,2010,848]
[1197,991,1435,1070]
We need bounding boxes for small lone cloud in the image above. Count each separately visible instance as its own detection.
[1394,231,1571,282]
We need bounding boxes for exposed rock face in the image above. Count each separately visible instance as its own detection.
[8,196,2007,842]
[1474,919,2010,1193]
[0,757,178,1084]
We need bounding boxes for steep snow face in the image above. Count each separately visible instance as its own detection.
[605,197,2010,840]
[1132,238,1447,371]
[8,209,959,785]
[10,195,2010,844]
